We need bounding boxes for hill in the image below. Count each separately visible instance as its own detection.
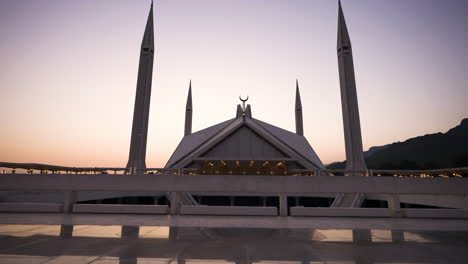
[327,118,468,170]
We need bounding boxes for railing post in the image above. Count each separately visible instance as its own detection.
[61,192,77,238]
[388,194,401,217]
[279,193,288,216]
[169,227,179,241]
[60,225,74,238]
[63,191,77,213]
[391,230,404,242]
[121,226,140,239]
[352,229,372,243]
[170,192,180,215]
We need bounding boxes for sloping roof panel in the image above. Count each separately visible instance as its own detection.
[164,119,235,168]
[252,119,325,169]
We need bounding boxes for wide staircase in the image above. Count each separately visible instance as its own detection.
[331,193,365,208]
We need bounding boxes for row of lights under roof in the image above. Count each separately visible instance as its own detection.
[0,169,465,178]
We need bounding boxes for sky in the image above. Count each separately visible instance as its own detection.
[1,0,467,168]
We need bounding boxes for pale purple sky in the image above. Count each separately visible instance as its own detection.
[1,0,467,167]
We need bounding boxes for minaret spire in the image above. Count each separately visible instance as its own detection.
[337,1,367,174]
[126,3,155,173]
[184,80,193,136]
[295,79,304,136]
[337,0,351,50]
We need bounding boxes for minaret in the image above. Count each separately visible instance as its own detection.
[126,3,154,173]
[295,79,304,136]
[184,81,192,136]
[337,0,367,174]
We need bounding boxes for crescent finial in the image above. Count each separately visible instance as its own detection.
[239,95,249,103]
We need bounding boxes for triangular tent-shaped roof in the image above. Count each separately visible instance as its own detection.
[165,112,324,170]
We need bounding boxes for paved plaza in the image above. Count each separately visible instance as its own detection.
[0,224,467,264]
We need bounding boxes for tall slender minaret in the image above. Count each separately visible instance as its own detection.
[126,3,154,173]
[337,1,367,174]
[295,79,304,136]
[184,81,192,136]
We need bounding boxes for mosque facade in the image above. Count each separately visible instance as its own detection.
[127,1,365,178]
[123,1,366,207]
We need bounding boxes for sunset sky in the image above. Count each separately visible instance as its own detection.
[1,0,467,168]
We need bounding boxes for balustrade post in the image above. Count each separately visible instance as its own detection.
[352,229,372,243]
[279,193,288,216]
[170,192,180,215]
[63,191,77,213]
[391,230,404,242]
[121,225,140,239]
[388,194,401,217]
[60,225,74,238]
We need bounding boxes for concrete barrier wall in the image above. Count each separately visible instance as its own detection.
[73,204,169,214]
[366,194,466,209]
[402,209,468,219]
[1,202,466,219]
[290,207,392,217]
[1,174,467,195]
[290,207,468,219]
[0,203,63,213]
[180,206,278,216]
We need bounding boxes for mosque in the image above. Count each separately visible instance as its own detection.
[123,1,366,207]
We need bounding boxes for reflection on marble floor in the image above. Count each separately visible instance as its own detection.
[0,224,467,264]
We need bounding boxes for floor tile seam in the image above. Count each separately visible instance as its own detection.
[0,254,51,259]
[71,225,121,238]
[87,254,113,264]
[139,226,161,237]
[71,225,93,232]
[413,241,468,262]
[370,234,392,241]
[43,238,123,258]
[0,226,54,235]
[167,256,178,264]
[296,242,328,263]
[168,242,197,264]
[0,236,55,254]
[0,255,54,264]
[39,255,83,264]
[86,236,142,264]
[0,225,48,235]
